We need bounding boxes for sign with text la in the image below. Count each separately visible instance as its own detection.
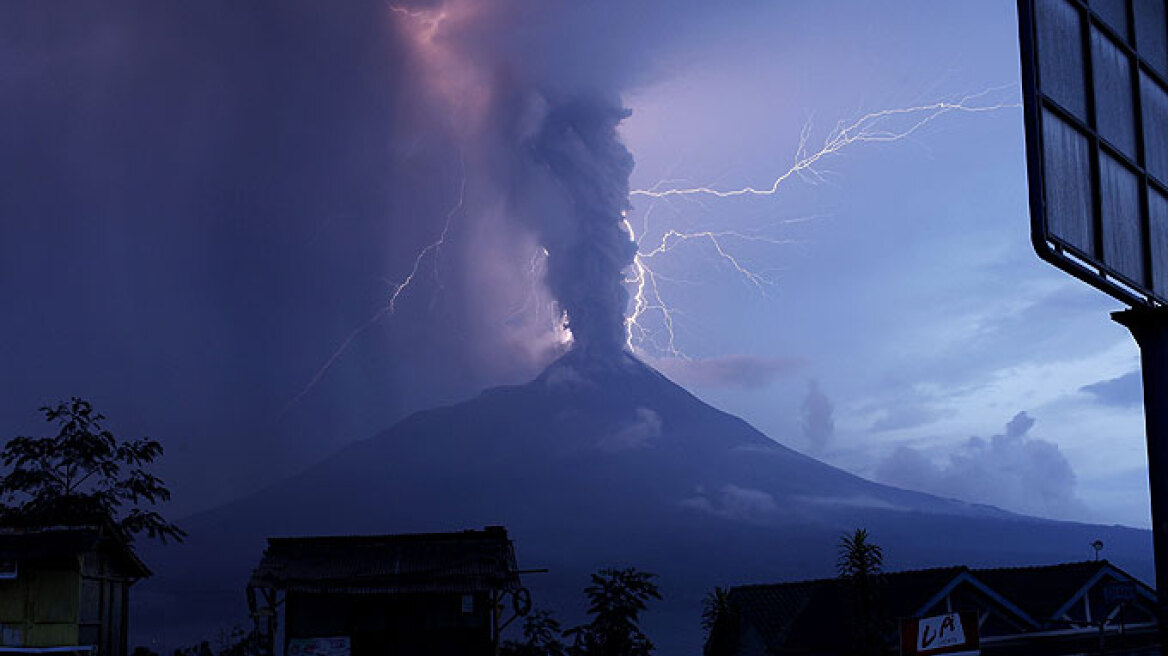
[1019,0,1168,306]
[900,611,980,656]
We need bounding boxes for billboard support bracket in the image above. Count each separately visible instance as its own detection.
[1114,306,1168,653]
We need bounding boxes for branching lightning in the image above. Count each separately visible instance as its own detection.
[388,4,447,42]
[288,0,1019,407]
[621,87,1019,356]
[389,156,466,312]
[281,2,483,415]
[282,156,467,415]
[629,89,1016,201]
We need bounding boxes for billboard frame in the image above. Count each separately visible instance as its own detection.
[1018,0,1168,308]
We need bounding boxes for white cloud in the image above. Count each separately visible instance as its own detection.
[873,411,1086,521]
[597,407,662,452]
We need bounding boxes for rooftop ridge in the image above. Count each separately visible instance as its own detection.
[971,559,1105,572]
[730,565,969,592]
[266,526,508,545]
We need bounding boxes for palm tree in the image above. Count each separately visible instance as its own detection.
[837,529,885,655]
[701,587,739,656]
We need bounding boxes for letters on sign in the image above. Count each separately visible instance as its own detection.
[917,613,966,651]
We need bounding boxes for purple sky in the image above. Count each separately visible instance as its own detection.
[0,0,1150,528]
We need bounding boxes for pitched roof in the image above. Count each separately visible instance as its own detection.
[0,524,151,579]
[249,526,521,594]
[725,560,1156,654]
[729,567,967,653]
[972,560,1150,621]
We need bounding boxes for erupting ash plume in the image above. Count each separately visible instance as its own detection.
[282,0,1018,409]
[519,97,637,356]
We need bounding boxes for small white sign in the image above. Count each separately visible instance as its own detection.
[287,636,351,656]
[917,613,966,652]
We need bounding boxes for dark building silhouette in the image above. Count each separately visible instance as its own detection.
[713,560,1157,655]
[0,524,151,655]
[247,526,529,656]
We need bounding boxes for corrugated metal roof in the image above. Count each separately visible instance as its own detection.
[726,560,1154,653]
[972,560,1123,621]
[0,524,151,579]
[729,567,967,652]
[248,526,520,594]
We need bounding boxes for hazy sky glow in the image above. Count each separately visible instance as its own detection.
[0,0,1150,528]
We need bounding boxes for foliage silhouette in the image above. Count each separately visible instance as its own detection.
[565,567,662,656]
[837,528,886,656]
[173,626,262,656]
[0,397,185,543]
[500,609,567,656]
[701,586,739,656]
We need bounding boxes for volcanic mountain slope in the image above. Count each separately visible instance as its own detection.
[137,351,1153,654]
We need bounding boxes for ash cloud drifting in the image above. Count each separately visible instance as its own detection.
[513,95,637,355]
[873,412,1086,520]
[801,379,834,454]
[0,0,756,503]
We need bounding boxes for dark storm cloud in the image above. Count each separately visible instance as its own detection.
[0,0,754,509]
[502,92,636,355]
[873,411,1085,520]
[1081,370,1143,407]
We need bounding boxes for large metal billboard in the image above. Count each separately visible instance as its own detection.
[1019,0,1168,306]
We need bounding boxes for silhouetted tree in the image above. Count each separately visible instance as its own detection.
[174,626,262,656]
[837,528,886,656]
[501,609,567,656]
[173,642,214,656]
[565,568,662,656]
[0,398,185,543]
[701,586,739,656]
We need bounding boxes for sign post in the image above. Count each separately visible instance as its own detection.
[1113,307,1168,650]
[1018,0,1168,652]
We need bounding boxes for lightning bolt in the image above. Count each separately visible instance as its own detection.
[388,4,447,42]
[389,156,466,312]
[622,87,1019,356]
[629,88,1017,200]
[281,157,467,416]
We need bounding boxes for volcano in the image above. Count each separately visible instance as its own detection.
[135,351,1153,654]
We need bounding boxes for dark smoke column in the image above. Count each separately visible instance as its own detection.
[528,97,637,357]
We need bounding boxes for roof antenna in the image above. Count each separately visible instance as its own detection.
[1091,539,1104,561]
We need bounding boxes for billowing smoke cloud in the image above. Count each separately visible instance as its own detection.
[516,96,637,355]
[0,0,758,505]
[801,379,834,453]
[873,411,1086,520]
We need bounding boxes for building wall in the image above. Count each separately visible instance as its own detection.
[0,552,135,655]
[0,557,81,648]
[80,550,132,656]
[286,591,494,656]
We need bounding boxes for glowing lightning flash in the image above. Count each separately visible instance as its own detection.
[388,4,448,43]
[621,88,1018,355]
[388,158,466,313]
[281,158,467,416]
[629,89,1016,200]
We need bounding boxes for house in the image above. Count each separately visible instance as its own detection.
[972,560,1158,653]
[247,526,530,656]
[0,524,151,656]
[717,566,1035,655]
[712,560,1156,655]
